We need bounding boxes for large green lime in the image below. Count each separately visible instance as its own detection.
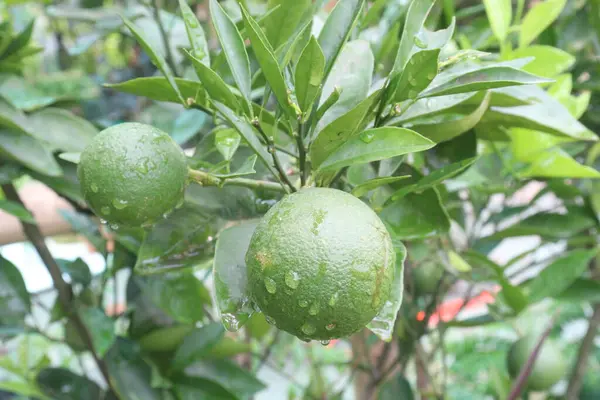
[245,188,395,341]
[507,335,567,391]
[77,123,188,227]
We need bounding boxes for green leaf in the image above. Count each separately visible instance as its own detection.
[58,152,80,164]
[138,324,194,353]
[448,250,472,272]
[392,0,435,74]
[214,220,259,332]
[0,381,49,399]
[318,127,434,172]
[184,359,266,398]
[295,36,325,117]
[380,188,450,239]
[37,368,102,400]
[519,0,567,48]
[526,249,598,302]
[213,155,257,178]
[486,207,596,240]
[212,101,279,179]
[214,128,241,161]
[174,376,237,400]
[210,0,252,106]
[122,17,184,105]
[510,46,575,78]
[138,271,211,324]
[1,20,34,59]
[388,157,477,202]
[179,0,210,66]
[0,254,30,330]
[0,96,32,133]
[0,130,62,177]
[483,0,512,42]
[0,199,34,223]
[392,49,440,103]
[79,307,115,357]
[390,92,480,125]
[56,258,92,286]
[351,176,411,198]
[407,91,491,142]
[28,108,98,153]
[105,339,161,400]
[420,66,551,98]
[310,90,381,169]
[105,77,204,104]
[241,6,294,116]
[367,242,405,342]
[318,0,364,78]
[171,323,225,371]
[379,374,414,400]
[264,0,311,50]
[557,279,600,303]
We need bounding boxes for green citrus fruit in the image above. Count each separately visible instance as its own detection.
[245,188,396,341]
[413,261,444,295]
[77,123,188,227]
[507,335,567,391]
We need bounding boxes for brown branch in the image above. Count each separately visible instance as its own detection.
[2,183,118,397]
[566,303,600,399]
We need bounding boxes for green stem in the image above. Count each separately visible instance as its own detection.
[253,121,297,192]
[515,0,526,24]
[296,123,308,186]
[188,169,287,193]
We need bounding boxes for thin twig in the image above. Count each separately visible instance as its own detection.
[255,330,281,372]
[2,184,118,397]
[252,120,297,192]
[188,168,287,192]
[566,303,600,399]
[151,0,179,76]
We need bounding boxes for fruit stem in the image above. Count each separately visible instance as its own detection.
[187,168,288,193]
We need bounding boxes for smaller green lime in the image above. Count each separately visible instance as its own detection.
[413,261,444,295]
[78,123,188,227]
[507,335,567,391]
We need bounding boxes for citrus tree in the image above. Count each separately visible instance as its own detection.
[1,0,599,399]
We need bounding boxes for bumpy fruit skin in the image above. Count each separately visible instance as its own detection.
[507,335,567,391]
[245,188,395,341]
[77,122,188,227]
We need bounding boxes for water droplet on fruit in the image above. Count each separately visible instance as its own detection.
[90,183,98,193]
[301,323,316,335]
[359,131,375,144]
[299,299,309,308]
[326,323,336,331]
[112,199,128,210]
[265,315,276,325]
[222,313,241,331]
[110,223,119,230]
[284,271,300,289]
[328,292,339,307]
[299,337,311,343]
[99,219,107,225]
[308,302,320,315]
[100,206,111,215]
[321,340,330,346]
[264,277,277,294]
[413,35,427,49]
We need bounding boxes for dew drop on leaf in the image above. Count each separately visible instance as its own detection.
[359,131,375,144]
[90,183,98,193]
[112,199,128,210]
[110,223,119,231]
[413,34,427,49]
[99,219,107,225]
[321,340,330,346]
[408,90,418,99]
[100,206,111,216]
[222,313,242,332]
[264,277,277,294]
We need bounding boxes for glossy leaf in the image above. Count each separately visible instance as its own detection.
[0,96,32,133]
[241,6,294,116]
[0,255,30,329]
[179,0,210,66]
[510,46,575,78]
[214,220,259,332]
[122,17,184,105]
[0,199,34,223]
[264,0,311,49]
[483,0,512,42]
[105,338,161,400]
[0,129,62,177]
[318,0,364,78]
[56,258,92,286]
[388,157,477,202]
[295,36,325,116]
[558,279,600,303]
[351,176,411,198]
[393,49,440,102]
[213,155,257,178]
[420,66,551,98]
[520,0,567,48]
[184,359,266,398]
[37,368,103,400]
[1,20,35,59]
[210,0,252,103]
[526,250,598,302]
[28,108,98,153]
[367,242,406,341]
[212,101,279,179]
[79,307,115,357]
[379,374,414,400]
[138,324,194,353]
[318,127,434,172]
[311,90,381,169]
[407,91,491,142]
[390,92,479,125]
[171,323,225,371]
[174,376,237,400]
[392,0,435,74]
[105,77,204,104]
[0,381,49,399]
[215,128,241,161]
